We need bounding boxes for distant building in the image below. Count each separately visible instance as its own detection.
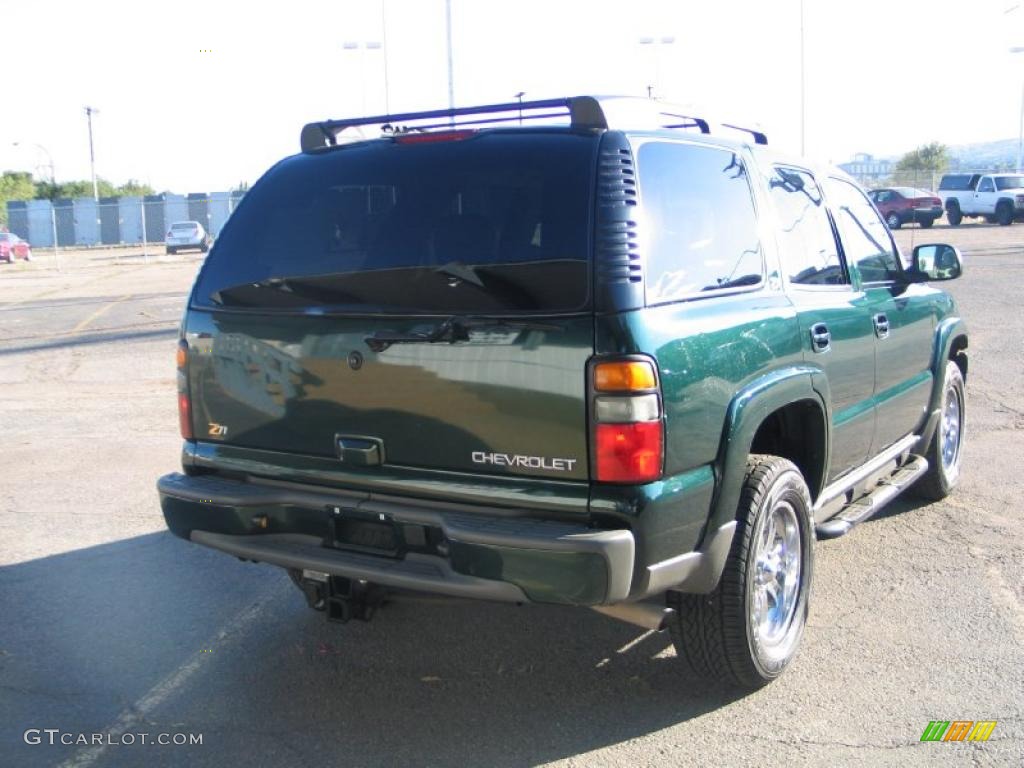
[838,153,893,181]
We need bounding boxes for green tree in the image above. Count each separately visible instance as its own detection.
[116,179,154,197]
[0,171,37,228]
[51,179,118,199]
[896,142,949,172]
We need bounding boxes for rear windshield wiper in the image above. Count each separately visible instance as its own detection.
[365,316,563,352]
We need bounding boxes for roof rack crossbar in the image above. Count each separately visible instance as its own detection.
[398,111,571,133]
[299,96,767,152]
[720,122,768,145]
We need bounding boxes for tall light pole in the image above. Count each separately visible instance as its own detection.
[84,106,99,201]
[800,0,806,155]
[11,141,56,189]
[11,141,60,257]
[445,0,455,111]
[380,0,391,114]
[638,35,676,100]
[342,41,384,114]
[1011,46,1024,172]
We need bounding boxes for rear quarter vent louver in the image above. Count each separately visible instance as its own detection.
[594,138,644,311]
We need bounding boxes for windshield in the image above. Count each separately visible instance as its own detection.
[892,187,933,198]
[193,132,597,314]
[995,176,1024,190]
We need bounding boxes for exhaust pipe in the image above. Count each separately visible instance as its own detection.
[592,603,674,631]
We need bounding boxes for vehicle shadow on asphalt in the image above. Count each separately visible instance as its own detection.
[0,532,750,767]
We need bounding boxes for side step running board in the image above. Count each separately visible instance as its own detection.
[815,456,928,540]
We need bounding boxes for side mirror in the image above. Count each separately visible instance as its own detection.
[909,244,962,281]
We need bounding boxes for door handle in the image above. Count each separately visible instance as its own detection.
[873,313,890,339]
[810,322,831,353]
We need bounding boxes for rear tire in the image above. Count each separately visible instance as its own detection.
[886,212,902,230]
[913,360,965,501]
[946,203,962,226]
[996,201,1014,226]
[919,218,934,228]
[666,455,813,689]
[167,246,176,255]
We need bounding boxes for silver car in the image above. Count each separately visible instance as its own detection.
[165,221,211,254]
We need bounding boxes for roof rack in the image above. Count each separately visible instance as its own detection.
[299,96,768,153]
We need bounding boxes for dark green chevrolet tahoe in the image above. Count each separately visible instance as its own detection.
[158,96,968,688]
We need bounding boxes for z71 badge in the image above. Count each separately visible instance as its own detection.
[208,423,228,437]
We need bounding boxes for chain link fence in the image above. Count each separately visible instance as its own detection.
[844,169,944,193]
[5,192,245,255]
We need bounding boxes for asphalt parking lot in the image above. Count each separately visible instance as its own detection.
[0,224,1022,767]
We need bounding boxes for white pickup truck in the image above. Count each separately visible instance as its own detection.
[938,172,1024,226]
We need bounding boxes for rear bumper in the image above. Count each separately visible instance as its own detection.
[897,207,941,223]
[158,472,635,606]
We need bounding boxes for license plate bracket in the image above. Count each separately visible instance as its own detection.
[328,506,402,557]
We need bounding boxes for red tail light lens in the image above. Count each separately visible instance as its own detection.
[595,422,663,483]
[177,339,193,439]
[178,392,193,440]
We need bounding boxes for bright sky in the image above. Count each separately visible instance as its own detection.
[0,0,1020,192]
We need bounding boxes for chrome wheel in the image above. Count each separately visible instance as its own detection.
[751,498,802,648]
[887,213,900,229]
[941,381,963,472]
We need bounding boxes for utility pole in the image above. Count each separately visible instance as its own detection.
[84,106,99,201]
[445,0,455,111]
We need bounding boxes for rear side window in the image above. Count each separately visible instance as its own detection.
[996,175,1024,190]
[192,133,597,314]
[638,141,763,304]
[978,177,994,193]
[768,167,846,286]
[825,178,901,284]
[938,174,974,191]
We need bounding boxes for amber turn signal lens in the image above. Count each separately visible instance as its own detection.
[594,360,657,392]
[176,340,188,369]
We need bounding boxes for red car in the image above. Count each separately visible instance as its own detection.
[867,187,943,230]
[0,232,33,263]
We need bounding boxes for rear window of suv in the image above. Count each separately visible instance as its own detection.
[938,175,977,191]
[192,132,598,314]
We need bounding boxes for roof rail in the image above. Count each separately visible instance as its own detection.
[299,96,767,152]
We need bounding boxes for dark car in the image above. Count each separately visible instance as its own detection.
[0,232,33,263]
[868,187,943,229]
[158,96,968,688]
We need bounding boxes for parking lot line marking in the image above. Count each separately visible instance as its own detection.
[56,586,284,768]
[0,265,146,311]
[71,294,132,334]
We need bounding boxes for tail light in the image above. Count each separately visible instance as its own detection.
[591,358,664,483]
[177,339,193,439]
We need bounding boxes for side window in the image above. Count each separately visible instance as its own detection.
[978,177,994,193]
[874,190,890,203]
[767,167,847,286]
[638,142,763,304]
[825,178,901,284]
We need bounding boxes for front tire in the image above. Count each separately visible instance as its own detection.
[996,201,1014,226]
[666,455,814,688]
[886,212,902,230]
[913,360,965,501]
